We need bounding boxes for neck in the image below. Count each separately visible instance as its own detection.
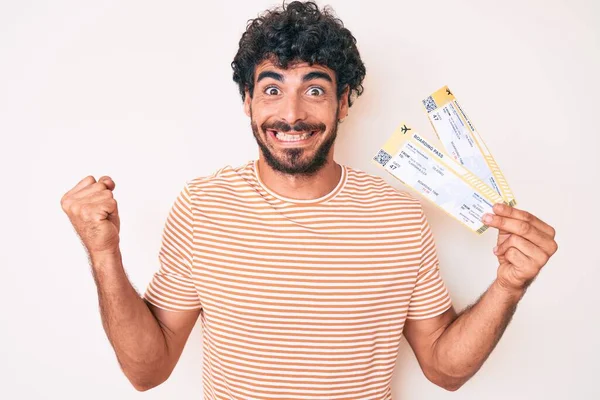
[256,155,342,201]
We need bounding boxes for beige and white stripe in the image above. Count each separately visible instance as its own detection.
[143,159,452,400]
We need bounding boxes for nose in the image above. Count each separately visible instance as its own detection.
[280,94,307,127]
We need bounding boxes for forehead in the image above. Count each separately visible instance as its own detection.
[253,59,335,83]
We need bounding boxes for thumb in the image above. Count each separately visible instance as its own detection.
[101,189,120,232]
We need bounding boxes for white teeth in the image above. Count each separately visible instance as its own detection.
[274,131,314,142]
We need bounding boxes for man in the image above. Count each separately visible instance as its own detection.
[60,1,558,398]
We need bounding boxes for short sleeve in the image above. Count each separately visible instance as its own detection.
[406,208,453,320]
[143,182,202,312]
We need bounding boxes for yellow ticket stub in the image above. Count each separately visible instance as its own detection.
[372,123,506,234]
[423,86,516,206]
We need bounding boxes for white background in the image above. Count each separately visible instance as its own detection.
[1,0,598,399]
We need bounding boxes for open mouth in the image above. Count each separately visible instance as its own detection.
[267,129,317,143]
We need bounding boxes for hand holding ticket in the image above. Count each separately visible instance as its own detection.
[484,203,558,293]
[373,122,504,234]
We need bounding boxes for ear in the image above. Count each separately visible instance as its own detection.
[338,85,350,120]
[243,87,251,117]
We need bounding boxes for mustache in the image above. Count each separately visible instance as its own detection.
[261,120,327,133]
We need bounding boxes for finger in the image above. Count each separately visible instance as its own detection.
[492,203,555,238]
[84,190,114,205]
[91,197,119,220]
[63,175,96,199]
[80,197,118,222]
[504,247,533,269]
[98,176,116,191]
[69,177,115,201]
[483,213,556,255]
[495,234,549,266]
[68,181,110,201]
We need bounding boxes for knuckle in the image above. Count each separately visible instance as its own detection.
[519,221,531,235]
[60,195,69,210]
[82,176,95,186]
[506,248,517,259]
[542,254,550,265]
[502,237,514,251]
[549,226,556,238]
[70,202,81,216]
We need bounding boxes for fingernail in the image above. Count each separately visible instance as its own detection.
[483,214,493,223]
[494,203,504,211]
[493,246,498,254]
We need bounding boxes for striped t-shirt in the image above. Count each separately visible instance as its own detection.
[143,159,452,400]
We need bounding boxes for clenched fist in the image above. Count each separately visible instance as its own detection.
[61,175,121,257]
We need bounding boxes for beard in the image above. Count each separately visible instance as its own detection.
[250,108,339,176]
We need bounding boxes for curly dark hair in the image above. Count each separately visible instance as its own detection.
[231,1,366,107]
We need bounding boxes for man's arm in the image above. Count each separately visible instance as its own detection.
[91,249,200,391]
[403,281,523,391]
[403,204,558,391]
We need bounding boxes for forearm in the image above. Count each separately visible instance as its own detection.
[432,280,525,385]
[89,249,169,389]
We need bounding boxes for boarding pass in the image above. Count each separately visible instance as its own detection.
[423,86,516,206]
[372,123,506,235]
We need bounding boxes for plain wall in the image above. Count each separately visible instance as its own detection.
[1,0,598,398]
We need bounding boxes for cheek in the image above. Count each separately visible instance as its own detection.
[303,104,334,123]
[322,112,339,129]
[251,103,278,122]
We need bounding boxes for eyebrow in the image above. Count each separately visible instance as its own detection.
[301,71,333,83]
[256,71,284,83]
[256,70,334,84]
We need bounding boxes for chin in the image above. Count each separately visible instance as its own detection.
[251,118,338,175]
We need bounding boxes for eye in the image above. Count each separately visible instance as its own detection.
[264,86,281,96]
[306,86,325,96]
